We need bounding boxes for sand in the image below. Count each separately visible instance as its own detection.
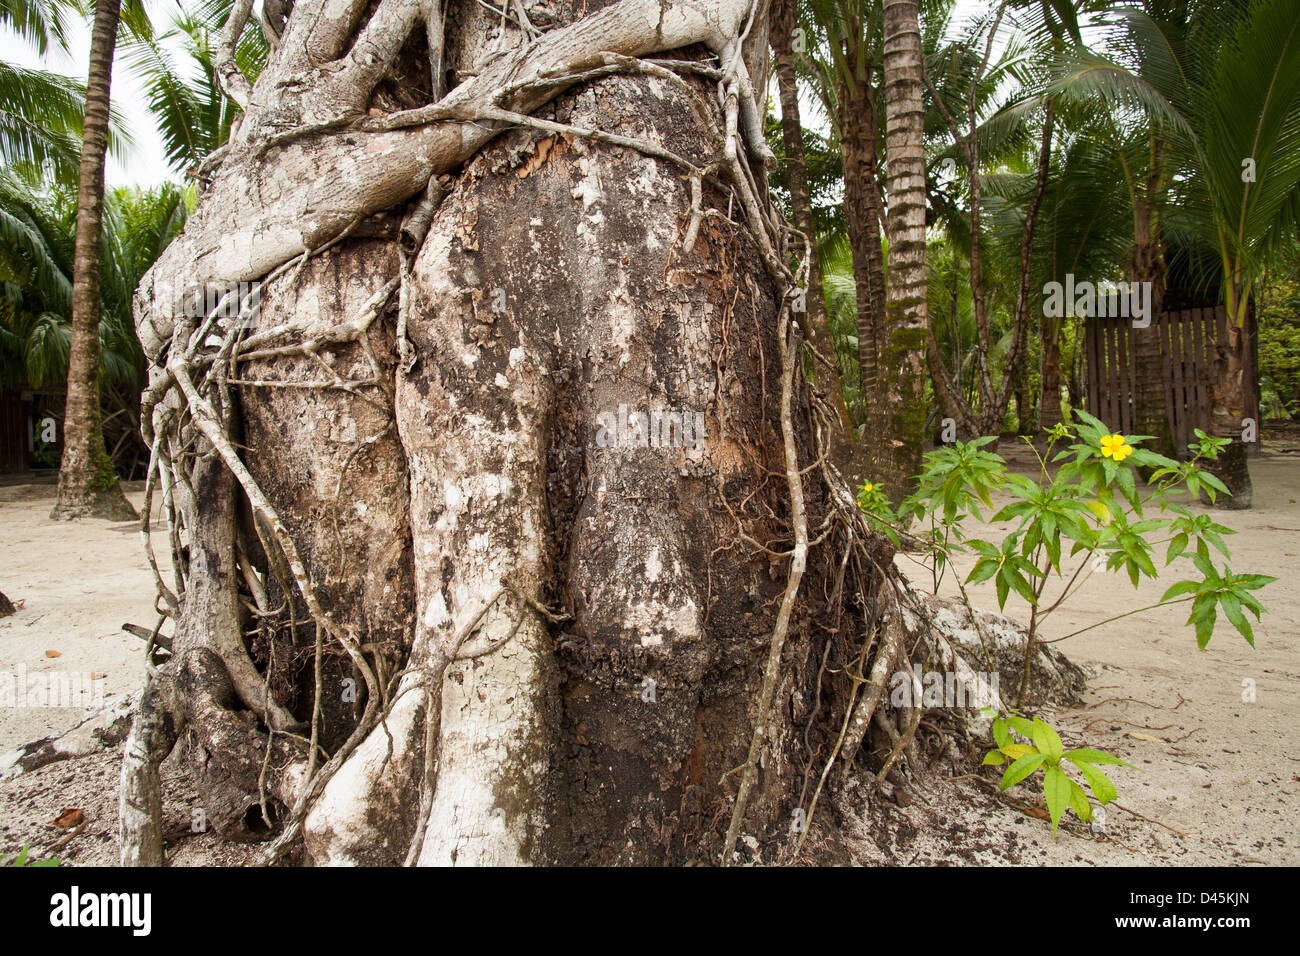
[1,446,1297,866]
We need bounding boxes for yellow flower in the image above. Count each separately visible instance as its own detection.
[1099,433,1133,462]
[862,483,875,493]
[1086,498,1112,524]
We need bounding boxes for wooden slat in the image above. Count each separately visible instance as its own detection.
[1106,317,1121,430]
[1086,316,1101,420]
[1161,311,1177,450]
[1117,313,1132,434]
[1164,312,1185,450]
[1094,317,1108,425]
[1175,310,1190,452]
[1190,307,1206,436]
[1102,317,1112,426]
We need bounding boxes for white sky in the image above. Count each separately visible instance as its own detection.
[0,0,997,189]
[0,0,191,187]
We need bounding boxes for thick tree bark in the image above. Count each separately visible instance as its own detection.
[123,0,834,867]
[51,0,136,521]
[120,0,1072,866]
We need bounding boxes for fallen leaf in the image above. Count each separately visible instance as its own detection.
[1130,732,1165,743]
[50,808,84,828]
[1023,805,1051,821]
[90,673,107,680]
[44,650,61,658]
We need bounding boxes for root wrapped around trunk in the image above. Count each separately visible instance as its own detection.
[116,0,1087,866]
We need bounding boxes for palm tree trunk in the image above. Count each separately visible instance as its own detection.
[1128,184,1171,457]
[840,75,886,426]
[1205,306,1254,508]
[771,0,850,440]
[1039,314,1064,433]
[51,0,136,521]
[1014,359,1033,435]
[878,0,928,493]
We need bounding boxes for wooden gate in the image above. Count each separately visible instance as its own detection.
[1084,305,1258,455]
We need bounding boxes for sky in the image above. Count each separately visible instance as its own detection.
[0,0,1000,189]
[0,0,196,186]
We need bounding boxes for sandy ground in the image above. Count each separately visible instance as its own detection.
[838,443,1300,866]
[0,478,155,749]
[1,445,1297,866]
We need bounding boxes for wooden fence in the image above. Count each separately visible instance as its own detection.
[1084,305,1259,455]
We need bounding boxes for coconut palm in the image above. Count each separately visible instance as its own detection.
[51,0,136,518]
[1,0,88,182]
[126,2,269,176]
[877,0,931,491]
[1047,0,1300,505]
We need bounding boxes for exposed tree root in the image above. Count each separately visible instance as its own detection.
[115,0,1088,866]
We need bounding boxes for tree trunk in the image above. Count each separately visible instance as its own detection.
[878,0,928,492]
[1205,320,1253,508]
[1039,314,1064,434]
[51,0,137,522]
[1128,189,1171,456]
[771,0,862,492]
[840,75,887,428]
[119,0,1063,866]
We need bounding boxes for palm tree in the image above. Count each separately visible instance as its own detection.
[1049,0,1300,505]
[769,0,868,494]
[126,5,269,175]
[1028,127,1132,433]
[1,0,92,183]
[922,0,1092,446]
[1,174,189,476]
[51,0,135,518]
[0,63,92,182]
[879,0,930,489]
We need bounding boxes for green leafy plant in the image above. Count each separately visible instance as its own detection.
[854,409,1276,836]
[887,412,1274,704]
[983,714,1133,837]
[3,843,59,866]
